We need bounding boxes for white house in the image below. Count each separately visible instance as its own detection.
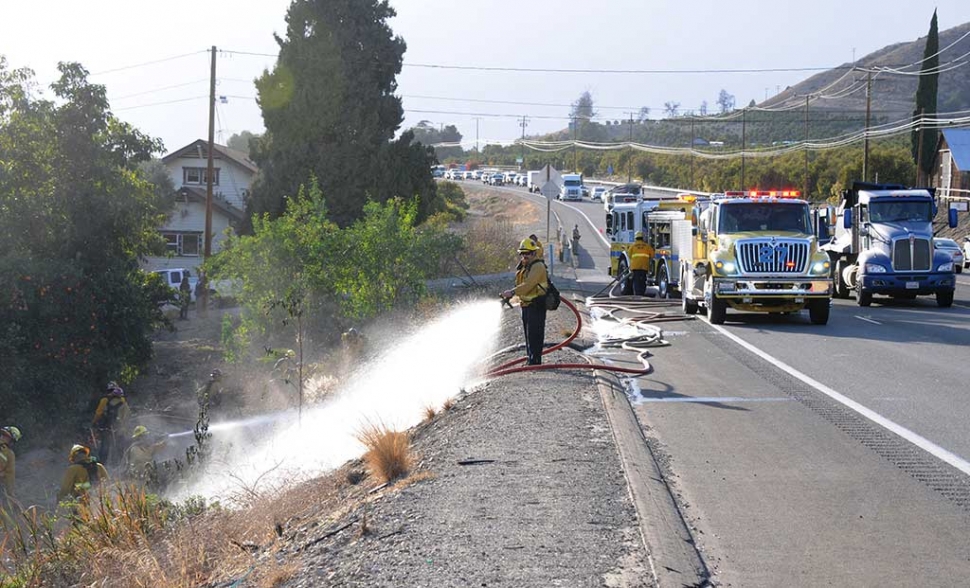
[143,139,257,271]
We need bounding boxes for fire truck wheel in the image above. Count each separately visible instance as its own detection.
[809,299,830,325]
[656,266,669,299]
[681,270,698,314]
[833,261,850,299]
[709,293,727,324]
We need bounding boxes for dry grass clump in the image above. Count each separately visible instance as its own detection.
[442,398,455,411]
[423,404,437,421]
[0,468,355,588]
[355,422,413,483]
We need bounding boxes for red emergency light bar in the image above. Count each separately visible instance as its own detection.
[724,190,801,198]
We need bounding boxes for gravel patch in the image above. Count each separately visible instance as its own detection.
[281,297,653,587]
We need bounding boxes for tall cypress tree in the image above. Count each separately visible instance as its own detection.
[911,10,939,182]
[248,0,438,228]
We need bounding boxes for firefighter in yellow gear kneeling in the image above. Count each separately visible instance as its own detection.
[502,238,549,365]
[627,231,655,296]
[58,445,109,502]
[0,426,22,498]
[124,426,166,479]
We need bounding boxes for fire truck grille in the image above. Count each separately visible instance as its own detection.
[892,237,931,271]
[736,239,809,274]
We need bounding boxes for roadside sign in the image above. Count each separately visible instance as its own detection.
[540,181,559,199]
[950,201,968,212]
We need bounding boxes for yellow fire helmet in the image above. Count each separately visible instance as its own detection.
[634,231,644,240]
[517,238,539,253]
[69,444,90,462]
[1,426,20,442]
[132,425,148,439]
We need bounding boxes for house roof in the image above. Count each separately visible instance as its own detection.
[163,139,258,174]
[179,186,246,222]
[941,128,970,172]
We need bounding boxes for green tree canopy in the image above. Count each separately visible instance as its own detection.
[247,0,438,229]
[0,58,172,427]
[912,9,939,181]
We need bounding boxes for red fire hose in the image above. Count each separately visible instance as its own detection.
[486,296,667,378]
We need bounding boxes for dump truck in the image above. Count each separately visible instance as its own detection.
[821,181,958,307]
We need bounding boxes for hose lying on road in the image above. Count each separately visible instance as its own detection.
[485,294,693,379]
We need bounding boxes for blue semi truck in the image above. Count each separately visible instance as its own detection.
[821,181,958,307]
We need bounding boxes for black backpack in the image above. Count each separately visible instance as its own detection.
[540,280,561,311]
[527,260,561,311]
[81,459,102,485]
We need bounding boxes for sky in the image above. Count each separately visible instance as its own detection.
[3,1,970,155]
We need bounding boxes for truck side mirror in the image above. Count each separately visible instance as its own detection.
[949,207,958,228]
[843,209,852,229]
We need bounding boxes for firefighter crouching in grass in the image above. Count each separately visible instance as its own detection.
[628,231,655,296]
[58,445,108,502]
[501,238,549,366]
[0,426,22,499]
[124,426,166,480]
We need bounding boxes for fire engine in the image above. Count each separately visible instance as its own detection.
[606,196,698,297]
[679,190,833,325]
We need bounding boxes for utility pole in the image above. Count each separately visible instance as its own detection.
[202,45,217,317]
[572,116,578,171]
[804,95,810,197]
[626,112,635,183]
[690,116,695,189]
[519,115,529,171]
[863,69,872,182]
[473,117,481,153]
[740,108,746,190]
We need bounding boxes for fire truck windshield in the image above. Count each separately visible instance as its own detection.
[718,203,811,234]
[868,200,932,223]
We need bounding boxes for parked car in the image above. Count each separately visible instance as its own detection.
[934,237,964,273]
[152,268,199,302]
[488,173,504,186]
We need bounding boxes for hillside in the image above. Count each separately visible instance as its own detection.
[763,21,970,116]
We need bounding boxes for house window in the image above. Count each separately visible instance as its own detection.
[161,232,202,256]
[182,167,220,186]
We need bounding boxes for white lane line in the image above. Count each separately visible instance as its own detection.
[854,315,882,325]
[638,396,791,404]
[706,321,970,477]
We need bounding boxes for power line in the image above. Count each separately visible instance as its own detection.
[91,50,209,76]
[111,79,209,101]
[113,96,208,112]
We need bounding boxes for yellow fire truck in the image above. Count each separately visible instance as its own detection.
[606,196,698,297]
[679,190,833,325]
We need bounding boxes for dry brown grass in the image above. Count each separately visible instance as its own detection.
[355,422,413,483]
[442,397,455,411]
[423,404,437,421]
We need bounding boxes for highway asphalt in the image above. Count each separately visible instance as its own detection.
[478,181,970,586]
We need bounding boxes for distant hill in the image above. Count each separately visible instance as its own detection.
[763,21,970,117]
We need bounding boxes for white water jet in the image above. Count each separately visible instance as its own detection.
[169,299,502,503]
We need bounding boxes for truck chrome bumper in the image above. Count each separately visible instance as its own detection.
[712,278,832,298]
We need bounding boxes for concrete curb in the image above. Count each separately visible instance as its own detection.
[593,369,710,588]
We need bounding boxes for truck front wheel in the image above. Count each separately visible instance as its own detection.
[809,299,830,325]
[708,279,727,324]
[833,261,850,299]
[937,290,954,308]
[682,270,699,315]
[856,284,872,307]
